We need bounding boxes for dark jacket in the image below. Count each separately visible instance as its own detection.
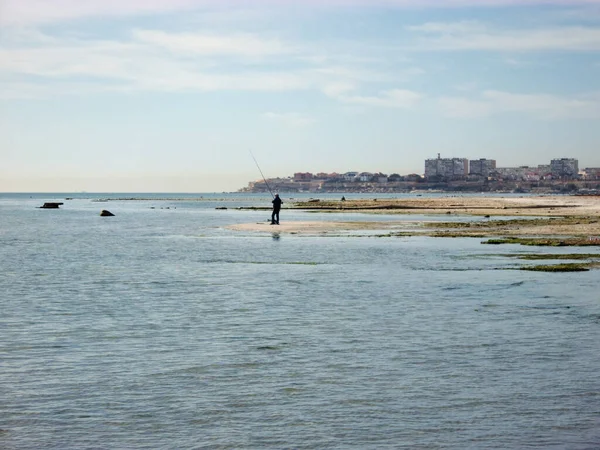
[272,196,282,210]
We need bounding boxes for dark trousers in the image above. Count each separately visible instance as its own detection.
[271,209,280,224]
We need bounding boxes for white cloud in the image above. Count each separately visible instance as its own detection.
[438,97,493,118]
[2,0,599,26]
[542,6,600,23]
[0,28,423,107]
[322,82,357,98]
[502,57,533,66]
[408,22,600,52]
[330,88,423,108]
[439,90,600,119]
[484,90,600,118]
[0,0,201,26]
[262,112,315,127]
[407,21,486,34]
[453,81,482,92]
[131,29,292,58]
[0,29,311,95]
[0,80,111,100]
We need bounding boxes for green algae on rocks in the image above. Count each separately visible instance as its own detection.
[482,237,600,246]
[507,253,600,260]
[519,263,591,272]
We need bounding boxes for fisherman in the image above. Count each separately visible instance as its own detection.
[271,193,282,225]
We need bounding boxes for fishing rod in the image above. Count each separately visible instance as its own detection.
[249,150,275,199]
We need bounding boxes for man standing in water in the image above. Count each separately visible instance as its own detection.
[271,193,282,225]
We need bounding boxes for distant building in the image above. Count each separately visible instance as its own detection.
[373,172,389,183]
[405,173,423,182]
[551,158,579,179]
[425,154,468,179]
[494,167,527,181]
[537,165,552,177]
[493,165,553,181]
[294,172,313,182]
[469,159,496,177]
[581,168,600,180]
[343,171,359,181]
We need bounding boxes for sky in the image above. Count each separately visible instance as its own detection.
[1,0,600,192]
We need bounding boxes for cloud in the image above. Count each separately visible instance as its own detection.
[328,88,423,108]
[262,112,315,127]
[408,21,600,52]
[439,90,600,119]
[438,97,493,118]
[322,82,358,98]
[131,29,292,58]
[0,29,311,95]
[0,27,423,107]
[3,0,599,26]
[0,80,124,100]
[408,21,486,34]
[0,0,201,26]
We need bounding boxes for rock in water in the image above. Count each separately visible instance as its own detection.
[100,210,115,217]
[39,202,63,209]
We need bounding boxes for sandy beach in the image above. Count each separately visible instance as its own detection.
[229,195,600,238]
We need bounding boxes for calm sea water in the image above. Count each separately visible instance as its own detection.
[2,193,599,449]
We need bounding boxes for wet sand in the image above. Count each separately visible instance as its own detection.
[228,196,600,238]
[229,220,405,235]
[289,195,600,217]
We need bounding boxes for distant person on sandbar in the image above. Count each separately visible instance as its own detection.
[271,193,282,225]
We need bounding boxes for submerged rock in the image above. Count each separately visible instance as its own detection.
[100,210,115,217]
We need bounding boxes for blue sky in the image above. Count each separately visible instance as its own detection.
[1,0,600,192]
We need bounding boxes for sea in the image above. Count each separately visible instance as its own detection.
[1,192,599,449]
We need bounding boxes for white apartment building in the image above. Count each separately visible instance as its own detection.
[469,159,497,177]
[425,154,468,179]
[551,158,579,178]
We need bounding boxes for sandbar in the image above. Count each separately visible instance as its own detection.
[288,195,600,217]
[228,196,600,238]
[228,220,407,235]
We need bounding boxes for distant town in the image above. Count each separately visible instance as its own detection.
[240,156,600,194]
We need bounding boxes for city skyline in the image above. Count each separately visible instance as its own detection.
[248,156,587,180]
[2,0,600,192]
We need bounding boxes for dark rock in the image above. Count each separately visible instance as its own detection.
[215,207,227,210]
[100,210,115,217]
[40,202,63,209]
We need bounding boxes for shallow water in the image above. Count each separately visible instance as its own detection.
[1,193,599,449]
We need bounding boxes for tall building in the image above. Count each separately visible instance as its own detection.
[550,158,579,178]
[469,159,497,177]
[425,154,468,179]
